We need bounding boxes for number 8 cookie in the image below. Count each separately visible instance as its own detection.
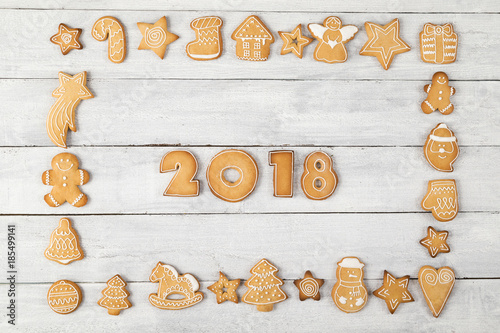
[206,149,259,202]
[301,151,338,200]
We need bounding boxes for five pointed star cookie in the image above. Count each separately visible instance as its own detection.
[207,271,241,304]
[293,270,324,301]
[50,23,83,55]
[420,226,450,258]
[278,24,313,58]
[359,18,410,70]
[137,16,179,59]
[373,270,414,314]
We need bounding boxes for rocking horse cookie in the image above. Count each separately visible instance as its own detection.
[149,262,204,310]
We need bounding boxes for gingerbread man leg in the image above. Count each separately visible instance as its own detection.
[66,187,88,207]
[421,99,435,114]
[439,103,454,115]
[44,191,67,207]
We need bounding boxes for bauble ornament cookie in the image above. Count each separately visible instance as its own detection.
[47,280,82,314]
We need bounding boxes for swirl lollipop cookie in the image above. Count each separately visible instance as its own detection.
[138,16,178,59]
[294,270,324,301]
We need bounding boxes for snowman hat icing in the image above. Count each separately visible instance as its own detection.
[338,257,365,269]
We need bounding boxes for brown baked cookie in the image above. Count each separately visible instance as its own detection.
[418,266,455,317]
[373,270,414,314]
[294,270,324,301]
[420,226,450,258]
[421,72,455,115]
[207,271,240,304]
[50,23,82,55]
[47,280,82,314]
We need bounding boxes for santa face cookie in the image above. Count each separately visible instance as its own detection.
[421,72,455,115]
[331,257,368,313]
[424,123,459,172]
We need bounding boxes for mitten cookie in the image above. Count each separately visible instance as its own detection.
[420,226,450,258]
[421,72,455,115]
[421,179,458,221]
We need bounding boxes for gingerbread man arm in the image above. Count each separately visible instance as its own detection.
[424,84,431,93]
[78,169,90,185]
[42,170,55,185]
[450,86,455,95]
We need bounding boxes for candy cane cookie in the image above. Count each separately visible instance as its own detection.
[92,16,126,63]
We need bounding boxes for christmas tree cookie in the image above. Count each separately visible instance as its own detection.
[98,274,132,315]
[45,218,83,265]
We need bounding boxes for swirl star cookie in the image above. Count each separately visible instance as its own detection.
[50,24,82,55]
[294,270,324,301]
[138,16,178,59]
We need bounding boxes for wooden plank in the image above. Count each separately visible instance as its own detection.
[1,79,498,147]
[2,0,499,13]
[0,279,498,332]
[0,11,499,80]
[0,213,498,284]
[0,147,497,214]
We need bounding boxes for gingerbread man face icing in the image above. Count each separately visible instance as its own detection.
[331,257,368,313]
[424,123,459,172]
[422,72,455,115]
[42,153,89,207]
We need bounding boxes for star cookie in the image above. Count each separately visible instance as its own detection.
[293,270,324,301]
[373,270,414,314]
[278,24,313,59]
[359,18,410,70]
[137,16,178,59]
[207,271,240,304]
[50,23,83,55]
[420,226,450,258]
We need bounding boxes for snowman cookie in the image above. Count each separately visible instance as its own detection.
[331,257,368,313]
[421,72,455,115]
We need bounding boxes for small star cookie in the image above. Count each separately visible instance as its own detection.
[420,226,450,258]
[278,24,313,59]
[373,270,414,314]
[207,271,240,304]
[294,270,324,301]
[50,23,83,55]
[137,16,178,59]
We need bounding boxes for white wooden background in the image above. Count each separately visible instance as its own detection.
[1,1,499,332]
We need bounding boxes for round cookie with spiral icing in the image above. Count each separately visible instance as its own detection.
[294,270,324,301]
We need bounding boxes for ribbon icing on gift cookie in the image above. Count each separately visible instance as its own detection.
[232,15,274,61]
[331,257,368,313]
[373,270,414,314]
[47,280,82,314]
[47,71,94,148]
[308,17,358,63]
[420,226,450,258]
[44,218,83,265]
[42,153,89,207]
[278,24,312,59]
[98,274,132,315]
[420,23,458,64]
[207,271,241,304]
[242,258,287,312]
[418,266,455,317]
[294,270,324,301]
[422,179,458,221]
[149,262,204,310]
[422,72,455,115]
[186,16,223,60]
[92,16,126,63]
[424,123,460,172]
[138,16,178,59]
[359,18,410,70]
[50,24,82,55]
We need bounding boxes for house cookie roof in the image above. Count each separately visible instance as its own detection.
[232,15,274,41]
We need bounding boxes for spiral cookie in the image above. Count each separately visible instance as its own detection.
[138,16,178,59]
[294,270,324,301]
[92,16,126,63]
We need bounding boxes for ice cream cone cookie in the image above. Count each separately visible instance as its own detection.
[278,24,313,59]
[331,257,368,313]
[50,24,82,55]
[138,16,178,59]
[421,72,455,115]
[186,16,223,60]
[423,123,459,172]
[373,271,414,314]
[44,218,83,265]
[308,17,358,63]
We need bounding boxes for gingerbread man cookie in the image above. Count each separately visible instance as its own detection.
[424,123,459,172]
[294,270,324,301]
[42,153,89,207]
[421,72,455,115]
[207,271,240,304]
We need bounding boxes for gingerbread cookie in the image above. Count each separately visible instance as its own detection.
[160,150,200,197]
[186,16,223,60]
[424,123,459,172]
[278,24,312,59]
[138,16,178,59]
[98,274,132,315]
[420,23,458,64]
[206,149,259,202]
[359,18,410,70]
[232,15,274,61]
[47,280,82,314]
[92,16,126,63]
[269,150,294,197]
[308,17,358,63]
[50,24,82,55]
[331,257,368,313]
[149,262,204,310]
[373,270,414,314]
[301,151,338,200]
[47,71,94,148]
[294,270,324,301]
[207,271,240,304]
[420,226,450,258]
[418,266,455,317]
[45,218,83,265]
[42,153,89,207]
[242,259,287,312]
[422,72,455,115]
[422,179,458,222]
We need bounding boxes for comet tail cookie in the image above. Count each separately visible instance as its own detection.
[422,72,455,115]
[45,218,84,265]
[424,123,459,172]
[50,24,82,55]
[294,270,324,301]
[232,15,274,61]
[422,179,458,221]
[418,266,455,317]
[138,16,178,59]
[92,16,126,63]
[186,16,223,60]
[420,23,458,64]
[98,274,132,315]
[331,257,368,313]
[373,270,414,314]
[47,280,82,314]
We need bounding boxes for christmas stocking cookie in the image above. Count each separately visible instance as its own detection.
[186,16,223,60]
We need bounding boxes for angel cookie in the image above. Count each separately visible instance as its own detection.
[424,123,459,172]
[308,17,358,63]
[422,72,455,115]
[42,153,89,207]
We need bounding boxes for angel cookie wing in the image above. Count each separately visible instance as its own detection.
[308,24,328,42]
[340,25,359,42]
